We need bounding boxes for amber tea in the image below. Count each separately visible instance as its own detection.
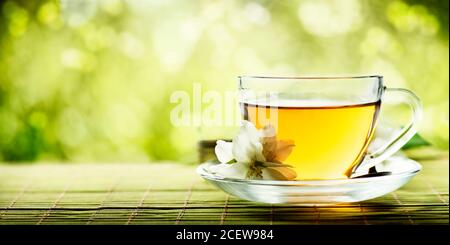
[242,100,380,180]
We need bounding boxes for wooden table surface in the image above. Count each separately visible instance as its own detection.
[0,147,448,225]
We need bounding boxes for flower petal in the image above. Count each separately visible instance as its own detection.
[241,120,260,143]
[261,124,276,138]
[232,120,265,163]
[262,166,297,180]
[232,133,253,163]
[254,142,266,162]
[241,120,266,162]
[208,162,248,179]
[215,140,234,163]
[262,136,277,162]
[274,140,295,162]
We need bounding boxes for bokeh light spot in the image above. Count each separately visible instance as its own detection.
[386,1,439,35]
[37,2,60,26]
[60,0,97,27]
[3,2,29,37]
[298,0,361,37]
[244,2,271,26]
[60,48,96,72]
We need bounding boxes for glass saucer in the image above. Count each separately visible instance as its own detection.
[196,156,421,205]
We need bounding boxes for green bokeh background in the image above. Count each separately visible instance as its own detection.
[0,0,448,163]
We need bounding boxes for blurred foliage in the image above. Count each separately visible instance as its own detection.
[402,133,429,150]
[0,0,448,163]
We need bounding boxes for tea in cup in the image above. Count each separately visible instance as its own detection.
[239,76,421,180]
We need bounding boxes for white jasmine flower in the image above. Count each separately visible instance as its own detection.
[209,120,297,181]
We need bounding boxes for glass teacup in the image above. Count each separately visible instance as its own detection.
[239,75,422,180]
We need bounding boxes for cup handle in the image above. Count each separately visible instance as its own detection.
[348,87,423,176]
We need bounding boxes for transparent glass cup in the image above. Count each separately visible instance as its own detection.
[238,75,422,180]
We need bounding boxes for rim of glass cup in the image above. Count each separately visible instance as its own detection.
[238,75,385,94]
[238,74,385,104]
[238,75,383,80]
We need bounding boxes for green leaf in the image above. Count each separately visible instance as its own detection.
[402,133,430,150]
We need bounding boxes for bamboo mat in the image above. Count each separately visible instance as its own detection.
[0,149,448,225]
